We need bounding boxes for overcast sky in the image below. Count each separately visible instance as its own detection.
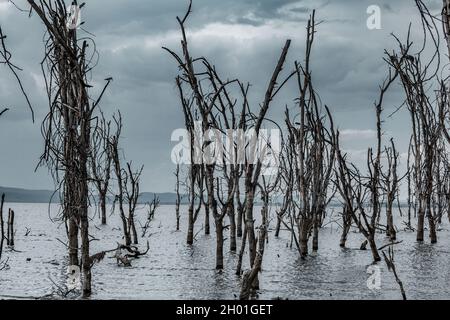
[0,0,445,193]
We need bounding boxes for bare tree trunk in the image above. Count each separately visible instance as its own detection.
[382,247,407,300]
[229,201,237,251]
[130,214,139,245]
[384,139,399,241]
[386,206,396,241]
[7,209,14,247]
[239,203,268,300]
[0,194,5,261]
[80,120,91,298]
[112,136,132,246]
[187,206,194,244]
[215,218,224,269]
[91,113,112,226]
[80,205,91,297]
[340,206,351,248]
[443,0,450,60]
[236,224,247,275]
[236,202,243,238]
[100,194,107,225]
[407,144,413,230]
[417,205,425,241]
[275,216,282,238]
[204,198,210,235]
[205,165,223,269]
[312,224,319,252]
[369,236,380,262]
[176,213,181,232]
[245,184,257,266]
[68,217,79,266]
[175,164,181,231]
[187,165,195,244]
[340,222,351,248]
[26,0,117,297]
[235,171,243,238]
[427,206,437,243]
[298,219,309,257]
[312,213,319,252]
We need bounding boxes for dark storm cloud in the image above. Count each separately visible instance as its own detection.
[0,0,441,192]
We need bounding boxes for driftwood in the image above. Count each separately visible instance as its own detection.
[114,241,150,267]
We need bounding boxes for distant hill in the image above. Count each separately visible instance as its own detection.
[0,186,60,203]
[0,186,187,205]
[0,186,409,207]
[134,192,189,205]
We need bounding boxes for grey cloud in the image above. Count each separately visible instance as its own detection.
[0,0,440,192]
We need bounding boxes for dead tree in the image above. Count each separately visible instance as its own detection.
[0,194,5,262]
[235,165,245,238]
[142,196,159,237]
[165,0,239,269]
[405,139,415,231]
[214,176,236,268]
[197,165,208,235]
[274,143,293,238]
[283,11,335,257]
[332,38,404,257]
[333,72,399,260]
[166,1,292,275]
[110,113,143,246]
[443,0,450,62]
[174,164,181,231]
[339,204,352,248]
[172,75,202,245]
[382,139,399,241]
[7,209,14,247]
[90,112,113,225]
[28,0,112,297]
[242,39,291,274]
[386,31,440,243]
[332,128,381,262]
[432,139,449,225]
[124,162,144,244]
[239,175,278,300]
[110,113,130,245]
[0,26,32,263]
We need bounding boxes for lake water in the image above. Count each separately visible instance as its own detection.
[0,203,449,300]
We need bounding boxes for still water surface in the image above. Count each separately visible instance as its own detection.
[0,203,449,299]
